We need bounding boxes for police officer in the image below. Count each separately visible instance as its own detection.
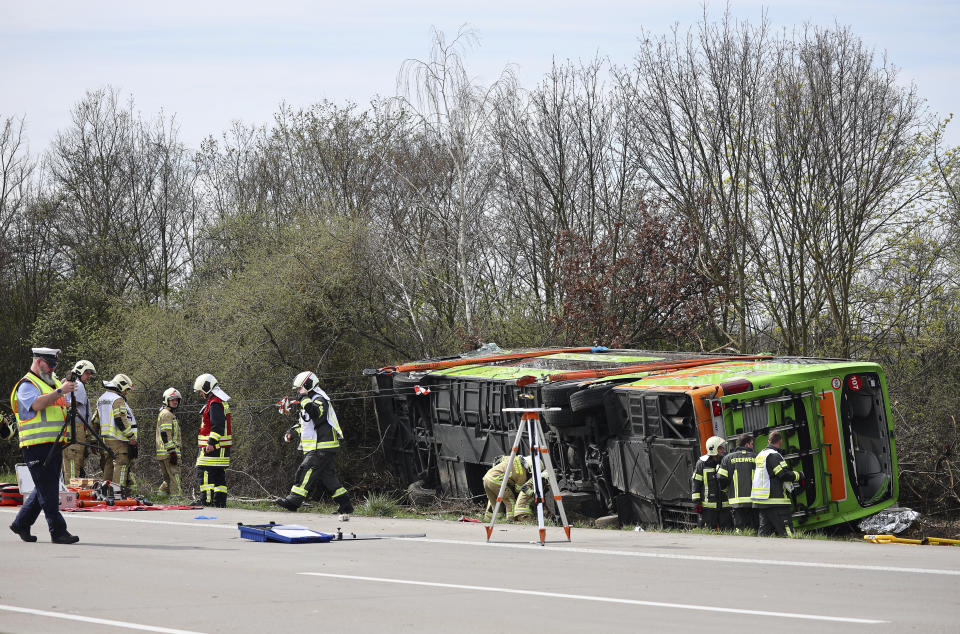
[276,371,354,520]
[94,373,138,489]
[8,347,79,544]
[691,436,733,531]
[193,374,232,508]
[751,430,802,536]
[717,433,758,532]
[156,387,182,496]
[62,360,96,483]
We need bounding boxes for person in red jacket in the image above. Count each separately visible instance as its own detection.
[192,373,232,508]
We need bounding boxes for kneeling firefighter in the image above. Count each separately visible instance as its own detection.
[275,371,354,519]
[482,454,538,521]
[193,374,232,507]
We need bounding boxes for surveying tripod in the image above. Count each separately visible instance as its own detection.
[43,374,113,470]
[485,403,572,545]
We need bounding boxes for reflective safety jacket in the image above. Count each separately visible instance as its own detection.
[197,394,232,468]
[691,454,727,509]
[751,447,799,506]
[10,372,67,448]
[292,388,342,453]
[717,446,757,508]
[483,455,531,491]
[95,390,137,442]
[155,406,181,458]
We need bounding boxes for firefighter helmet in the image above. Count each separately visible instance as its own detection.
[706,436,726,456]
[71,359,96,377]
[107,373,133,393]
[163,387,182,408]
[292,371,319,392]
[193,373,218,394]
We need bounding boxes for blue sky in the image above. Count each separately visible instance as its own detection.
[2,0,958,153]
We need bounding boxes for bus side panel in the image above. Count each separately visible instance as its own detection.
[818,390,848,503]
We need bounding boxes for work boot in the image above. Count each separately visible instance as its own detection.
[275,497,300,512]
[9,524,37,543]
[214,492,227,508]
[51,531,80,544]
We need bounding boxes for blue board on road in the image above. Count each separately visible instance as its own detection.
[238,521,334,544]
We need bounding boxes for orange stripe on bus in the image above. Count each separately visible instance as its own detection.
[818,390,847,502]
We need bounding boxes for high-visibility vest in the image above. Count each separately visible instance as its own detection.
[96,391,136,441]
[751,447,796,505]
[9,373,67,448]
[295,389,341,452]
[197,395,231,468]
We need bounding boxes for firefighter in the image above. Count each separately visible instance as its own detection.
[275,371,354,520]
[9,347,79,544]
[62,359,96,482]
[155,387,182,496]
[482,454,532,521]
[717,433,758,532]
[691,435,733,531]
[751,430,802,537]
[93,373,138,490]
[193,374,231,507]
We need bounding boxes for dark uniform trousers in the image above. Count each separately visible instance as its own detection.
[757,505,793,536]
[12,444,67,536]
[293,449,353,513]
[731,507,759,531]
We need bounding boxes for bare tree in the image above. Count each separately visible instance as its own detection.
[394,26,514,345]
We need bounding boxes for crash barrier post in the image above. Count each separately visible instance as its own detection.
[485,405,571,545]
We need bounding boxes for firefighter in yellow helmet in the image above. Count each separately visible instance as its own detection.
[92,373,138,490]
[61,359,96,482]
[155,388,182,496]
[193,373,232,507]
[276,371,353,520]
[482,453,533,521]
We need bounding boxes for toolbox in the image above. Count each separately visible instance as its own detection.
[238,521,334,544]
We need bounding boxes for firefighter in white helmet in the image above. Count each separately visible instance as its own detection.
[61,359,96,482]
[155,387,182,496]
[691,435,732,531]
[192,373,232,507]
[276,371,353,519]
[92,373,138,490]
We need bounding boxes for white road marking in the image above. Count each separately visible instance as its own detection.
[419,537,960,576]
[0,604,207,633]
[298,572,887,624]
[0,508,235,530]
[3,508,954,577]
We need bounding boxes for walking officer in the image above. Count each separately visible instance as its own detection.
[275,371,353,520]
[751,430,802,536]
[155,387,182,496]
[8,347,80,544]
[717,433,758,532]
[193,374,232,507]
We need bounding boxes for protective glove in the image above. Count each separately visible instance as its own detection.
[168,451,178,466]
[796,471,805,486]
[695,503,703,513]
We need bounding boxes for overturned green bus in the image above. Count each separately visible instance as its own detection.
[365,347,898,530]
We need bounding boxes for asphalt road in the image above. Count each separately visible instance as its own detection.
[1,506,958,633]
